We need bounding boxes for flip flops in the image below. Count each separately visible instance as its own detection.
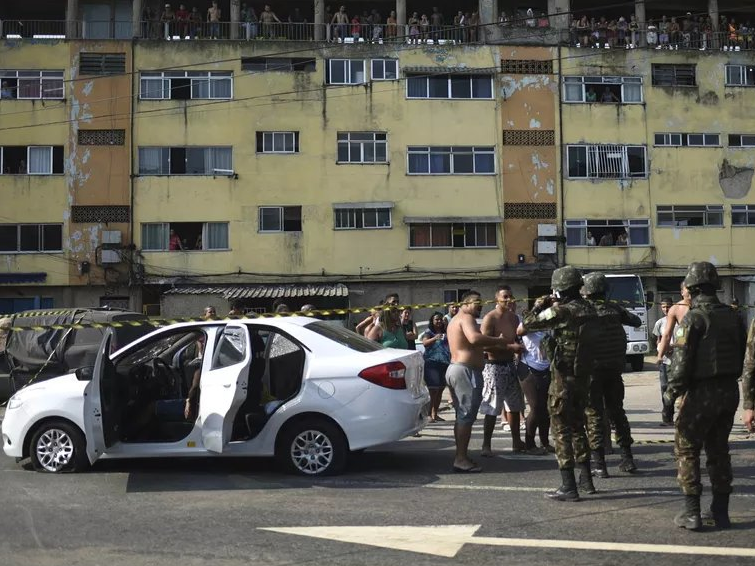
[452,464,483,473]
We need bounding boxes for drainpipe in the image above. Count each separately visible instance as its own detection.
[129,40,138,308]
[556,44,565,268]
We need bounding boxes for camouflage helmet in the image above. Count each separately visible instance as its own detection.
[582,272,607,296]
[683,261,721,290]
[551,266,583,293]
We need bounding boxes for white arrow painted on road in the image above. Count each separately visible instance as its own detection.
[259,525,755,558]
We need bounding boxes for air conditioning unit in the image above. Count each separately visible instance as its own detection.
[101,249,121,264]
[537,241,557,255]
[537,224,557,237]
[102,230,122,244]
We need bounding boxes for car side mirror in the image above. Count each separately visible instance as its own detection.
[75,366,95,381]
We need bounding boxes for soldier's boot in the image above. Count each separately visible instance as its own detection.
[591,448,610,478]
[618,446,638,474]
[546,469,580,502]
[674,494,703,531]
[578,461,597,494]
[701,493,732,529]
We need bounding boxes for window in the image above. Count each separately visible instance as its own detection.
[566,145,647,179]
[651,64,696,87]
[337,132,387,163]
[408,222,497,248]
[728,134,755,147]
[0,70,64,99]
[259,206,302,232]
[407,146,495,175]
[326,59,366,85]
[241,57,316,72]
[141,222,229,251]
[334,206,392,229]
[732,205,755,226]
[565,219,650,247]
[563,76,643,103]
[725,64,755,86]
[139,71,232,100]
[0,224,63,253]
[442,288,472,304]
[656,205,723,227]
[79,53,126,76]
[137,147,232,175]
[256,132,299,154]
[371,59,398,80]
[406,74,493,99]
[0,146,64,175]
[654,133,720,147]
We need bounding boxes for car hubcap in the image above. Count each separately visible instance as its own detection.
[36,428,74,472]
[290,430,333,475]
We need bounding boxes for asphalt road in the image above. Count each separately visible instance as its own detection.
[2,364,755,566]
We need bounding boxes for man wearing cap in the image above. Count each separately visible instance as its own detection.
[161,4,176,39]
[665,261,746,531]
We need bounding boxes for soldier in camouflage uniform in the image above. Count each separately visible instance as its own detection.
[522,265,598,502]
[581,272,643,478]
[666,261,745,531]
[743,319,755,435]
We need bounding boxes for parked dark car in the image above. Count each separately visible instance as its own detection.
[0,308,153,402]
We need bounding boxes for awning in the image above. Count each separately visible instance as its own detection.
[333,201,394,209]
[403,66,496,75]
[164,283,349,300]
[0,272,47,284]
[403,216,503,224]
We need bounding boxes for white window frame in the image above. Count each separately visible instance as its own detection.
[408,222,497,249]
[141,222,170,250]
[407,146,496,175]
[656,205,724,227]
[258,132,299,154]
[333,207,392,230]
[139,71,233,100]
[654,133,721,147]
[406,73,494,100]
[326,59,366,85]
[566,144,647,179]
[27,146,53,175]
[258,206,302,233]
[732,205,755,226]
[371,59,399,81]
[725,64,755,86]
[336,132,388,163]
[0,70,65,100]
[565,219,650,247]
[0,223,63,254]
[562,76,643,104]
[728,134,755,148]
[137,146,233,175]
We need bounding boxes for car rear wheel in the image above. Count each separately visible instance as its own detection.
[29,420,89,473]
[277,419,347,476]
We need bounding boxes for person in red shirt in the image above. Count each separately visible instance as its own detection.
[175,4,189,38]
[169,229,183,250]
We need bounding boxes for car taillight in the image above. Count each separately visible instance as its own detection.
[358,361,407,390]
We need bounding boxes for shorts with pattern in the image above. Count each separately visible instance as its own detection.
[480,361,525,415]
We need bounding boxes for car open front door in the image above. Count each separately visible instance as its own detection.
[83,330,115,464]
[199,323,251,453]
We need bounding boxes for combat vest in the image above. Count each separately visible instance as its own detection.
[590,301,629,374]
[689,300,744,381]
[551,298,600,377]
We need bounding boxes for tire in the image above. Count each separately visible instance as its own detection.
[276,418,347,476]
[629,355,645,372]
[29,420,89,473]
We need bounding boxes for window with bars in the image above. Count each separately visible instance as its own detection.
[656,205,723,227]
[566,145,647,179]
[409,222,497,248]
[725,64,755,86]
[141,222,229,251]
[406,74,493,99]
[334,207,392,229]
[407,146,495,174]
[137,147,233,175]
[562,76,643,103]
[654,133,720,147]
[139,71,232,100]
[78,129,126,146]
[259,206,302,232]
[71,206,130,223]
[79,53,126,76]
[0,70,64,99]
[337,132,387,163]
[0,224,63,253]
[565,219,650,247]
[256,132,299,154]
[501,60,553,74]
[651,64,696,87]
[732,205,755,225]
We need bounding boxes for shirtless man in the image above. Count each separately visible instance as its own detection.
[446,290,511,472]
[656,282,691,362]
[480,286,526,456]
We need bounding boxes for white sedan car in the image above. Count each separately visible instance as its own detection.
[2,318,429,476]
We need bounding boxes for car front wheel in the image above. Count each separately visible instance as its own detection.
[29,420,89,473]
[277,419,347,476]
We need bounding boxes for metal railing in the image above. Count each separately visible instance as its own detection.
[567,29,755,51]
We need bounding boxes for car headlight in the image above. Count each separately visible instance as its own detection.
[6,396,24,410]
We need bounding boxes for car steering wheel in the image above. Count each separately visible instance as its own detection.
[150,357,178,397]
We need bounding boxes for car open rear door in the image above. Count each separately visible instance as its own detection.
[199,323,251,453]
[83,330,115,464]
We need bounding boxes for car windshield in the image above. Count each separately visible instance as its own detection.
[305,321,385,352]
[605,277,644,308]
